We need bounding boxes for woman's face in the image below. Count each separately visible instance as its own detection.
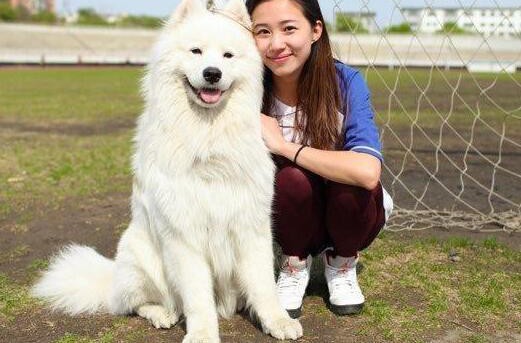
[251,0,322,82]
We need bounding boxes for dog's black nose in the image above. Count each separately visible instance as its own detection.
[203,67,222,84]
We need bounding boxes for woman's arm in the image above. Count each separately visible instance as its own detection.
[261,115,381,190]
[281,141,381,190]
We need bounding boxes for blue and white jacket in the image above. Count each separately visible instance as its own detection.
[335,60,383,162]
[269,61,382,162]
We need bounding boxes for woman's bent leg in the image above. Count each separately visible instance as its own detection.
[325,182,386,257]
[273,157,326,259]
[323,182,385,315]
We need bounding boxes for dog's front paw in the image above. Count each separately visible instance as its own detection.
[262,316,303,340]
[136,304,179,329]
[182,331,220,343]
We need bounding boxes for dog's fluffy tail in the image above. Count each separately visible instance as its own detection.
[32,244,115,315]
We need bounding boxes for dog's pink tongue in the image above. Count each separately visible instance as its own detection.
[199,89,222,104]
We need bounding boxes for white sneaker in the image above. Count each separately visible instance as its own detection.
[324,253,365,315]
[276,255,312,318]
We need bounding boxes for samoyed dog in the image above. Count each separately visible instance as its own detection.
[32,0,303,341]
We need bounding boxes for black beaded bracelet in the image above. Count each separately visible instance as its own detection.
[293,145,307,164]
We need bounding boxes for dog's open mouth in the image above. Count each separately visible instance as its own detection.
[186,80,224,105]
[198,88,222,104]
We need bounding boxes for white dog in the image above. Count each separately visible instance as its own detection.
[32,0,303,341]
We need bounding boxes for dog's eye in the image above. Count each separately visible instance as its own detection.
[191,48,202,55]
[223,52,234,59]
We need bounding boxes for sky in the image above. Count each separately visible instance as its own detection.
[56,0,521,27]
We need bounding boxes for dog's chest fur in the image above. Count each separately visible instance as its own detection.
[133,109,274,235]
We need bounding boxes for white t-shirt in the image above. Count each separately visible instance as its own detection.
[270,97,344,145]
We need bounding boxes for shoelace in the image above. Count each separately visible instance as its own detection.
[277,269,306,295]
[327,268,358,294]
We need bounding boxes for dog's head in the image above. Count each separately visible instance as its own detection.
[150,0,262,109]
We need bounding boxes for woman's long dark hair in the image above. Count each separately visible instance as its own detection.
[246,0,341,150]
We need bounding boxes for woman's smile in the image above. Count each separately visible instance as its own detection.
[269,53,293,63]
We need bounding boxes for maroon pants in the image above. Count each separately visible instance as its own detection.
[272,156,386,259]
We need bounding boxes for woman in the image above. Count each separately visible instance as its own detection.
[245,0,393,318]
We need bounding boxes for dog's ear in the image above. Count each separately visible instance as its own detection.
[224,0,253,30]
[169,0,206,25]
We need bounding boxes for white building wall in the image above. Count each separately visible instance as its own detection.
[403,7,521,38]
[359,16,377,33]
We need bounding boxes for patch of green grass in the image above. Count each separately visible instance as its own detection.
[26,258,49,276]
[97,331,115,343]
[365,68,521,137]
[1,130,133,217]
[50,162,75,183]
[460,271,507,318]
[0,273,35,320]
[54,333,92,343]
[52,319,128,343]
[482,236,501,250]
[0,69,141,219]
[0,68,143,123]
[357,235,521,340]
[363,300,394,340]
[466,333,490,343]
[304,297,331,317]
[0,244,31,263]
[124,327,148,343]
[443,236,472,250]
[364,299,392,324]
[111,316,130,328]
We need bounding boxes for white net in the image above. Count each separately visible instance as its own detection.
[331,0,521,233]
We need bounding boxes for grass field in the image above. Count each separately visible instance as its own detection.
[0,67,520,342]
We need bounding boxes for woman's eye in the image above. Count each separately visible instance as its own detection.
[223,52,234,59]
[285,26,297,32]
[255,29,270,35]
[191,48,202,54]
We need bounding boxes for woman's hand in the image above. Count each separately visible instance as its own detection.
[260,114,286,155]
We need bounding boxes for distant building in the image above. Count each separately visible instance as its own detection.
[63,12,78,24]
[402,7,521,37]
[9,0,55,14]
[336,11,377,33]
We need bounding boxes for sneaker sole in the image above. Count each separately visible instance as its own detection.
[286,307,302,319]
[328,302,364,316]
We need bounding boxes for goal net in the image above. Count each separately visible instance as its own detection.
[331,0,521,233]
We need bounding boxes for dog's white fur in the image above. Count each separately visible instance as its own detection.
[32,0,303,341]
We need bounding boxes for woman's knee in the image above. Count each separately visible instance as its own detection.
[275,166,322,205]
[326,181,381,208]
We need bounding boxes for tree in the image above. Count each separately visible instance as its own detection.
[77,8,109,26]
[335,14,367,33]
[117,15,163,29]
[14,4,31,21]
[386,22,413,34]
[31,10,58,24]
[437,21,466,34]
[0,3,16,21]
